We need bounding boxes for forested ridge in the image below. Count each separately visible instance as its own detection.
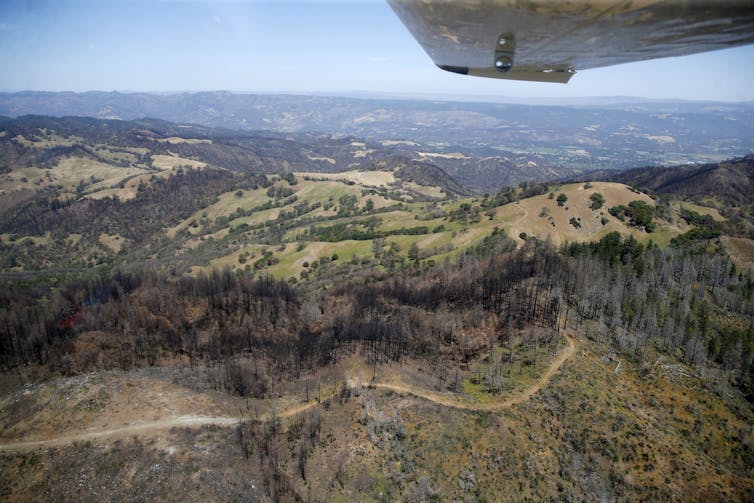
[0,115,470,192]
[1,169,267,239]
[2,232,752,402]
[596,155,754,238]
[603,155,754,207]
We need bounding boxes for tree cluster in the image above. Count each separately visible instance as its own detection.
[3,230,753,403]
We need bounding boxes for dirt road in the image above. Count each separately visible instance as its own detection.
[0,415,239,452]
[365,333,575,411]
[0,335,575,452]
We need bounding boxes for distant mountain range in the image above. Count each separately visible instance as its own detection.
[1,91,752,175]
[0,114,592,194]
[0,114,474,196]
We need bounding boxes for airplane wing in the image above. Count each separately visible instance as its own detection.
[387,0,754,83]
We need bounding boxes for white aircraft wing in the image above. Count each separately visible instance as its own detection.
[387,0,754,83]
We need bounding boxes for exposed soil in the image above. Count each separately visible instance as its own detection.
[0,335,575,452]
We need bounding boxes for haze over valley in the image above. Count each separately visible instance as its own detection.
[2,91,753,193]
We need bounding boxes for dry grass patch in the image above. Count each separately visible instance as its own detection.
[296,170,396,187]
[11,132,82,148]
[722,236,754,268]
[358,193,392,209]
[98,233,124,253]
[156,137,211,145]
[416,151,470,160]
[56,158,147,190]
[1,159,148,196]
[507,182,662,245]
[674,201,726,221]
[0,232,53,247]
[403,181,446,199]
[87,168,179,201]
[151,154,206,169]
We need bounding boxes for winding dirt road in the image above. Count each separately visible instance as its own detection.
[0,415,239,452]
[364,333,575,411]
[0,335,575,452]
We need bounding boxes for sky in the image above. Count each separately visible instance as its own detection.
[1,0,754,102]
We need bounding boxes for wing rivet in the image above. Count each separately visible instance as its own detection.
[495,55,513,73]
[498,36,510,47]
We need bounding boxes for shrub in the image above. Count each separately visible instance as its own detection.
[589,192,605,210]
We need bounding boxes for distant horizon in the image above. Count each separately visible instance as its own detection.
[2,89,753,107]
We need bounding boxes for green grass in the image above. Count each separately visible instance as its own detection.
[294,179,363,202]
[270,240,374,279]
[0,232,53,246]
[674,201,726,221]
[640,227,676,247]
[168,187,274,237]
[230,207,282,228]
[1,166,691,282]
[93,146,139,165]
[459,343,559,405]
[369,210,420,231]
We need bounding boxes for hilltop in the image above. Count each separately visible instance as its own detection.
[586,156,754,264]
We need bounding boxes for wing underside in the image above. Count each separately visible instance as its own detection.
[388,0,754,83]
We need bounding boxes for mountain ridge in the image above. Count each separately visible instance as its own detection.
[2,91,752,176]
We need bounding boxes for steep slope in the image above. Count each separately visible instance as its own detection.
[370,156,473,196]
[599,155,754,207]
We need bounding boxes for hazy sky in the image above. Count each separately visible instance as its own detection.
[2,0,753,101]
